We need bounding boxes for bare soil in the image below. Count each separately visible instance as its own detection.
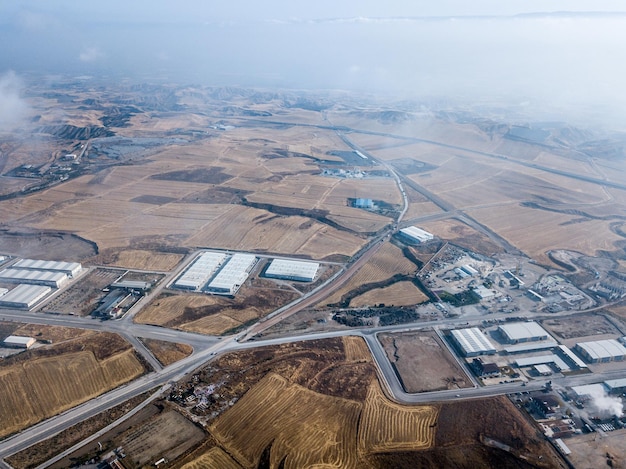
[0,230,96,261]
[140,338,193,367]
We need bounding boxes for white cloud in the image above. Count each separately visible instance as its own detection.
[0,71,29,132]
[79,47,104,63]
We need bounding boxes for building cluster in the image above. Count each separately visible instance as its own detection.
[0,259,82,309]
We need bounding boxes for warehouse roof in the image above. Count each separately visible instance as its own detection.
[13,259,81,275]
[576,339,626,360]
[400,226,434,243]
[208,254,256,293]
[3,335,36,347]
[0,284,52,307]
[451,327,496,355]
[265,259,319,280]
[604,378,626,390]
[174,251,226,290]
[0,268,67,284]
[515,354,569,371]
[499,321,550,341]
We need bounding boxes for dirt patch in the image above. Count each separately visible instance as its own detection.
[150,167,232,184]
[0,230,97,261]
[379,331,471,393]
[180,187,250,204]
[130,195,177,205]
[140,338,193,367]
[542,314,621,339]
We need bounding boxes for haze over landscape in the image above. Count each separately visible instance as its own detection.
[3,2,626,469]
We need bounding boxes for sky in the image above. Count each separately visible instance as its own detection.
[2,1,626,125]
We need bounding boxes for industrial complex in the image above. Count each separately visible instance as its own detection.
[173,252,227,291]
[450,327,497,357]
[206,253,257,295]
[399,226,434,244]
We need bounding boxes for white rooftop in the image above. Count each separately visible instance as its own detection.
[13,259,81,275]
[576,339,626,360]
[174,251,226,290]
[0,268,67,284]
[515,354,569,371]
[0,284,52,307]
[265,259,319,281]
[451,327,496,355]
[499,321,550,341]
[3,335,35,346]
[572,383,606,397]
[208,254,256,293]
[400,226,433,242]
[604,378,626,389]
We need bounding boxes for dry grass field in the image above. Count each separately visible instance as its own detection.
[90,249,184,271]
[379,331,472,393]
[141,339,193,366]
[419,218,504,256]
[181,447,243,469]
[323,242,418,306]
[210,373,362,469]
[0,333,145,439]
[467,204,621,265]
[350,281,428,307]
[358,382,438,453]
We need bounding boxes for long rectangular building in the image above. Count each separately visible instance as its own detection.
[3,335,36,348]
[12,259,82,278]
[207,254,256,295]
[265,259,319,282]
[0,268,68,288]
[173,252,227,291]
[450,327,496,357]
[399,226,434,244]
[574,339,626,363]
[498,321,550,344]
[0,284,52,309]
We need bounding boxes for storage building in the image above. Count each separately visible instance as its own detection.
[13,259,82,278]
[0,268,68,288]
[574,339,626,363]
[604,378,626,394]
[450,327,496,357]
[207,254,257,295]
[515,354,569,372]
[173,252,226,291]
[498,321,550,344]
[3,335,36,349]
[461,265,479,276]
[110,280,152,290]
[265,259,319,282]
[0,284,52,309]
[399,226,434,244]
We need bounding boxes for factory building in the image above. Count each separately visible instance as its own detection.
[461,265,479,276]
[0,268,68,288]
[399,226,434,244]
[110,280,152,290]
[207,254,257,295]
[604,378,626,394]
[3,335,36,349]
[173,252,227,291]
[0,284,52,309]
[498,321,551,344]
[450,327,497,357]
[354,198,374,209]
[264,259,320,282]
[515,354,570,372]
[12,259,82,278]
[472,285,495,300]
[574,339,626,363]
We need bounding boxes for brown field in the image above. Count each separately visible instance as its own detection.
[210,373,362,469]
[419,218,504,256]
[358,382,438,453]
[11,324,93,343]
[323,242,418,306]
[141,339,194,367]
[136,287,299,336]
[467,204,621,264]
[181,447,243,469]
[120,411,206,468]
[0,333,145,439]
[350,281,429,307]
[90,249,184,271]
[379,331,472,393]
[565,428,626,469]
[342,335,372,362]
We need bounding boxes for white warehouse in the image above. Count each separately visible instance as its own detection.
[174,252,226,291]
[3,335,36,349]
[399,226,434,244]
[574,339,626,363]
[0,268,68,288]
[265,259,319,282]
[0,284,52,309]
[498,321,551,344]
[450,327,497,357]
[207,254,257,295]
[12,259,82,278]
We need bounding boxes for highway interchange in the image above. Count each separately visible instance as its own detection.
[1,128,626,466]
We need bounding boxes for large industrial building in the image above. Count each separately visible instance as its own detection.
[3,335,36,349]
[498,321,551,344]
[173,252,227,291]
[399,226,434,244]
[264,259,320,282]
[574,339,626,363]
[207,253,257,295]
[12,259,82,278]
[0,284,52,309]
[0,268,68,288]
[450,327,497,357]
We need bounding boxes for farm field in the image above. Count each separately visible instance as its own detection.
[89,249,184,271]
[0,332,146,439]
[140,339,194,367]
[378,331,472,393]
[419,218,504,256]
[466,204,621,265]
[135,287,299,336]
[322,241,419,306]
[350,281,428,307]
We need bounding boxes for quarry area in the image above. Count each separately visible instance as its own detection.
[3,78,626,468]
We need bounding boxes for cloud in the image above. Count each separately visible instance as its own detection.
[587,387,624,418]
[0,71,29,132]
[79,47,104,63]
